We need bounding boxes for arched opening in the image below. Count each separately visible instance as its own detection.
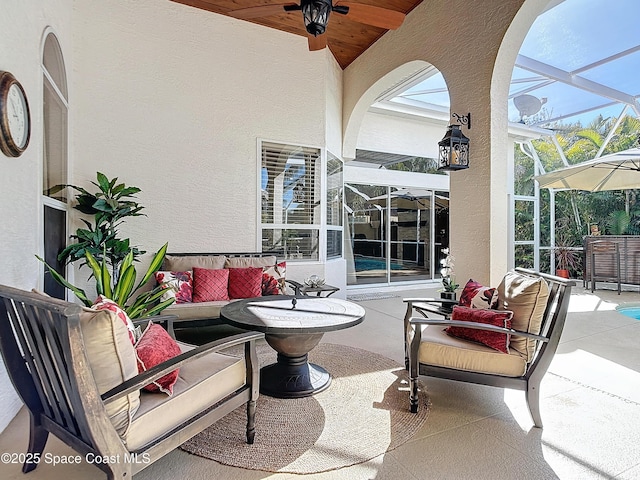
[42,30,69,298]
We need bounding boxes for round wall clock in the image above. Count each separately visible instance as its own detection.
[0,71,31,157]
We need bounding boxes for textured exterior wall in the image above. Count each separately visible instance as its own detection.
[0,0,73,434]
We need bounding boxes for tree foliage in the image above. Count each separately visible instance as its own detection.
[514,114,640,275]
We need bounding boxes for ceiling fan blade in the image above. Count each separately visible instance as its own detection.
[336,2,405,29]
[308,33,327,51]
[228,3,299,20]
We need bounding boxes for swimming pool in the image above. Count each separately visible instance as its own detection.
[355,258,405,271]
[615,303,640,320]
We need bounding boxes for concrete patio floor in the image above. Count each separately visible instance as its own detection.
[1,283,639,479]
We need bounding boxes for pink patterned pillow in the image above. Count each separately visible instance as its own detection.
[446,306,513,354]
[192,267,229,302]
[155,271,193,303]
[262,261,287,295]
[92,295,136,344]
[135,322,181,395]
[459,279,498,309]
[228,267,263,299]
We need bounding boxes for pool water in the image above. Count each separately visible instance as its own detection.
[615,304,640,320]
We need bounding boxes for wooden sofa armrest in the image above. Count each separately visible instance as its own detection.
[408,317,549,341]
[102,331,264,404]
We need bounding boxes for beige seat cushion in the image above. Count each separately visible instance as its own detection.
[163,300,232,322]
[124,343,246,451]
[224,255,277,268]
[163,255,227,271]
[79,308,140,437]
[497,271,550,360]
[419,325,528,377]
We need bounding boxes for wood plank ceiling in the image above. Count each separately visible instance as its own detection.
[171,0,424,68]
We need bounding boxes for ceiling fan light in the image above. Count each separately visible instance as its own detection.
[302,0,332,36]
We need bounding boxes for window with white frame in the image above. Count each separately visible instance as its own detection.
[326,153,343,259]
[260,141,321,260]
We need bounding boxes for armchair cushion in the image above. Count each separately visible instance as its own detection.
[459,279,498,309]
[419,324,528,376]
[446,306,513,353]
[80,308,140,437]
[497,271,550,360]
[92,295,137,344]
[124,343,246,451]
[135,322,182,395]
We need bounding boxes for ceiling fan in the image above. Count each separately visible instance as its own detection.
[228,0,406,51]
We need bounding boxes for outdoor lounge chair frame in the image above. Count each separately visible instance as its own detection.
[404,268,574,428]
[0,284,262,479]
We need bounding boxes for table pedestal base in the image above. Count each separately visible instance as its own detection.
[260,353,331,398]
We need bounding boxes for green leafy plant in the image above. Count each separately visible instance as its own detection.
[554,235,581,274]
[38,243,174,319]
[54,172,146,281]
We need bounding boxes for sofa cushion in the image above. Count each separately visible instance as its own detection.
[135,322,182,395]
[193,267,230,302]
[224,255,277,269]
[80,308,140,438]
[164,254,227,272]
[446,306,513,354]
[92,295,137,344]
[124,343,246,451]
[459,279,498,309]
[497,270,550,360]
[155,270,193,304]
[418,324,527,377]
[262,261,287,295]
[228,267,263,299]
[163,300,229,321]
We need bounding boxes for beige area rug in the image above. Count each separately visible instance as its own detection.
[180,343,430,474]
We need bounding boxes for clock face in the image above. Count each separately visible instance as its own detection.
[7,83,28,148]
[0,71,30,157]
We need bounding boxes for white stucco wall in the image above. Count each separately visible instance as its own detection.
[342,0,549,286]
[0,0,73,434]
[357,110,443,159]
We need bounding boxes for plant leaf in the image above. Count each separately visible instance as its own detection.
[35,256,91,306]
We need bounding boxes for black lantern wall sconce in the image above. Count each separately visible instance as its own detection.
[438,112,471,171]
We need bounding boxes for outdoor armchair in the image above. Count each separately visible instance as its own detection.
[0,284,262,480]
[404,268,574,428]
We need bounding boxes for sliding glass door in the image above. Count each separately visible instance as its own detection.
[345,184,449,286]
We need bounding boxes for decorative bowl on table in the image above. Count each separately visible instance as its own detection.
[304,275,326,288]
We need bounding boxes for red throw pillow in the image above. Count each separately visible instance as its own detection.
[92,295,136,344]
[446,305,513,354]
[228,267,263,299]
[135,322,182,395]
[192,267,230,302]
[459,279,498,309]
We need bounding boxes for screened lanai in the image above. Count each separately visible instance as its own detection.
[349,0,640,284]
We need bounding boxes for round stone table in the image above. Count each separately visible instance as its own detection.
[221,296,365,398]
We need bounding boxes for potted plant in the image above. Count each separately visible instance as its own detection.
[38,243,174,319]
[52,172,146,281]
[554,235,581,279]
